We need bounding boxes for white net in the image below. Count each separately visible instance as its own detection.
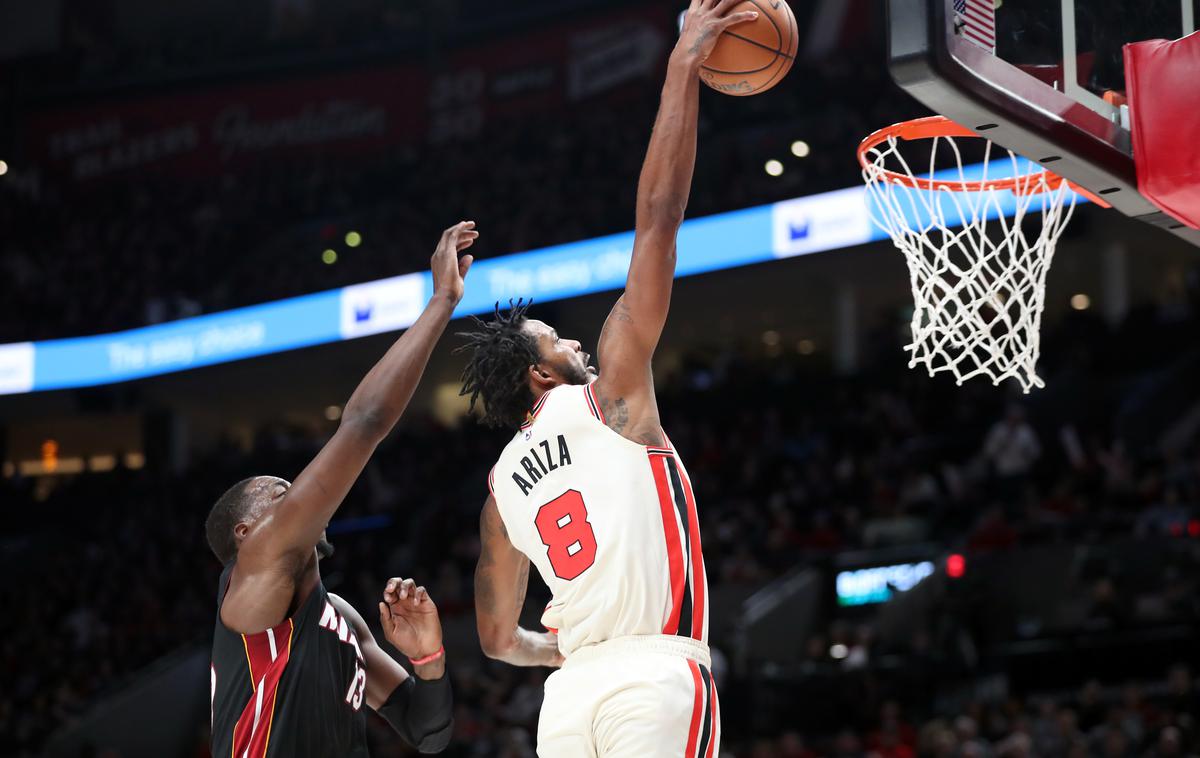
[861,127,1078,393]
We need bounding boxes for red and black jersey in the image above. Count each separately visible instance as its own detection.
[211,566,369,758]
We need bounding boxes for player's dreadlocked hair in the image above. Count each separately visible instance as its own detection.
[457,299,540,429]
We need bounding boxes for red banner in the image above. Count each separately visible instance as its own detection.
[23,6,672,183]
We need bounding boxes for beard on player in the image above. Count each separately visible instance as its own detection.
[457,300,597,430]
[316,533,335,560]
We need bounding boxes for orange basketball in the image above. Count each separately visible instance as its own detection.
[701,0,797,97]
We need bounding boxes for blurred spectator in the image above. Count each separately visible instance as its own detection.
[982,404,1042,501]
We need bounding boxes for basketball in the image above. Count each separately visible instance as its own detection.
[701,0,797,96]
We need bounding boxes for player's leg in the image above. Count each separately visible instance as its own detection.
[592,655,719,758]
[536,667,598,758]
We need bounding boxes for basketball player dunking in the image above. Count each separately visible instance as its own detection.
[461,4,757,755]
[207,222,477,757]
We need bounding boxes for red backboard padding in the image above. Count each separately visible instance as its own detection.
[1124,33,1200,230]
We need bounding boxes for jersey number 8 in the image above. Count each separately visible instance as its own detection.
[535,490,598,580]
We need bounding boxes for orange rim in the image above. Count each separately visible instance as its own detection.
[857,116,1110,207]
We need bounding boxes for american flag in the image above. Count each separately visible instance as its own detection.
[953,0,996,54]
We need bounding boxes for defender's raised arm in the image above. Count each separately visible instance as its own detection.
[252,222,475,564]
[219,222,475,633]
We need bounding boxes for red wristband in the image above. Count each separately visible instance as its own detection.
[409,646,445,666]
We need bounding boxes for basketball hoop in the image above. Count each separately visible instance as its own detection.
[858,116,1096,392]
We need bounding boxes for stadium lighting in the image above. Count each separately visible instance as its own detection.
[764,160,784,177]
[829,644,849,659]
[0,160,8,176]
[322,249,338,265]
[762,330,781,346]
[1070,293,1091,310]
[42,440,59,472]
[345,231,363,248]
[791,140,810,158]
[946,553,966,579]
[324,405,343,421]
[797,339,815,355]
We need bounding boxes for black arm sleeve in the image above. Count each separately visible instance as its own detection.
[376,671,454,754]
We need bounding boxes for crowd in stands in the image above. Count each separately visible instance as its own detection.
[0,1,921,343]
[740,667,1200,758]
[3,3,1200,756]
[42,0,596,89]
[3,297,1198,755]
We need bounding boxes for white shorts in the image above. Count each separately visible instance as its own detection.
[537,635,720,758]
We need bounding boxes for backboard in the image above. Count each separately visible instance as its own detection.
[887,0,1200,246]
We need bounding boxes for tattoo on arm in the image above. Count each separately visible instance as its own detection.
[629,420,667,448]
[688,29,713,56]
[595,295,667,446]
[594,387,667,446]
[476,501,529,623]
[599,396,630,435]
[474,507,503,614]
[598,297,634,347]
[474,563,496,615]
[514,559,529,610]
[611,298,633,323]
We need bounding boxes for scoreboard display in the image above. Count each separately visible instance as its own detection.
[835,560,935,606]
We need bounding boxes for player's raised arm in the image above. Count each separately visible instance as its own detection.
[474,495,564,667]
[594,1,756,399]
[242,222,477,570]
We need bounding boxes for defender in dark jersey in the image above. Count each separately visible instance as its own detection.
[206,222,478,757]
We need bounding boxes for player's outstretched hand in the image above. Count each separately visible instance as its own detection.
[678,0,758,64]
[379,577,444,662]
[431,221,477,304]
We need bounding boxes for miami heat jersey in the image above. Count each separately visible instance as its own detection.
[211,567,369,758]
[489,383,709,657]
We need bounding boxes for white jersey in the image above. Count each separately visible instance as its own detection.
[489,383,710,658]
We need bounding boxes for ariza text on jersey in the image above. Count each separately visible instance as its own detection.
[510,434,573,496]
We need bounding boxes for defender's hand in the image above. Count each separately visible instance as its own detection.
[378,577,443,661]
[430,221,477,304]
[677,0,758,65]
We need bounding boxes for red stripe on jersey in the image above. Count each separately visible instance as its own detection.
[649,455,686,635]
[520,391,553,430]
[704,674,719,758]
[676,461,707,642]
[231,619,294,758]
[685,659,705,758]
[487,466,496,495]
[584,384,606,424]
